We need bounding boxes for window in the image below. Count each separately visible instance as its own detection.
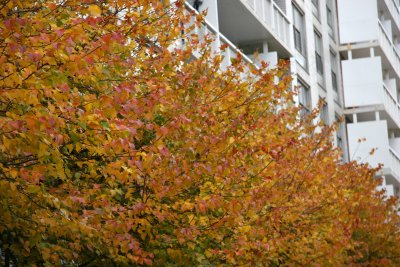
[320,99,328,124]
[335,114,343,150]
[298,80,311,116]
[330,50,338,92]
[314,31,323,75]
[326,6,333,27]
[294,28,302,52]
[326,0,335,38]
[293,5,305,55]
[312,0,319,19]
[293,4,307,69]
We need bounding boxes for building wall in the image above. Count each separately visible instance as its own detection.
[291,0,347,158]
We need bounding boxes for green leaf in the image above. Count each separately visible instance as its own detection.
[69,131,80,144]
[100,120,109,130]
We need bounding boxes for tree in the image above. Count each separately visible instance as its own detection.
[1,0,399,266]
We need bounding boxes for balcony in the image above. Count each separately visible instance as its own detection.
[378,20,400,79]
[338,13,400,84]
[245,0,291,48]
[184,2,254,71]
[342,56,400,129]
[217,0,293,59]
[382,0,400,34]
[219,32,254,70]
[383,83,400,129]
[338,0,400,77]
[347,120,400,184]
[389,148,400,183]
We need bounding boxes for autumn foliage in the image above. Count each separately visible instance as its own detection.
[1,0,400,266]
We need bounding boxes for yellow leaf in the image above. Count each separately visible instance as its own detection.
[88,5,101,17]
[10,169,18,178]
[10,182,16,191]
[205,249,213,258]
[239,225,251,233]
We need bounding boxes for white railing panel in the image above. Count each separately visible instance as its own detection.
[378,21,400,79]
[255,0,263,18]
[383,84,400,128]
[383,0,400,33]
[263,0,272,26]
[184,2,255,69]
[272,2,291,47]
[247,0,255,9]
[389,148,400,183]
[243,0,291,49]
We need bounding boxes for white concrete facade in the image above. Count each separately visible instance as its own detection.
[290,0,346,158]
[337,0,400,198]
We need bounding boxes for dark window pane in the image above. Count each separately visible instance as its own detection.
[316,53,323,75]
[294,29,302,53]
[331,71,337,91]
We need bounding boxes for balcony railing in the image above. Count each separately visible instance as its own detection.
[383,83,400,128]
[245,0,291,48]
[184,2,254,70]
[383,0,400,33]
[272,3,291,47]
[378,20,400,79]
[389,147,400,183]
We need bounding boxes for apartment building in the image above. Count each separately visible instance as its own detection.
[337,0,400,198]
[186,0,400,198]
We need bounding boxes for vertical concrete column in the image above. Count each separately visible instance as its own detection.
[262,42,269,54]
[375,111,380,121]
[353,113,358,123]
[347,49,352,60]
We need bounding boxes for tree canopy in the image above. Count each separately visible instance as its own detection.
[1,0,400,266]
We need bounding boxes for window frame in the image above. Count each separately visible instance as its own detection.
[292,5,306,56]
[314,30,324,75]
[298,79,311,116]
[311,0,320,19]
[330,50,338,92]
[335,114,343,150]
[326,0,335,39]
[319,98,328,124]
